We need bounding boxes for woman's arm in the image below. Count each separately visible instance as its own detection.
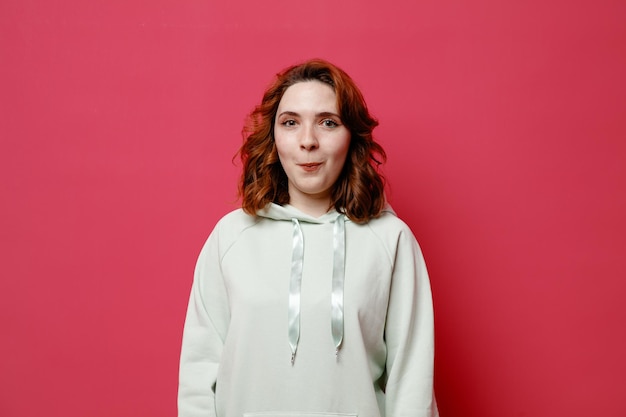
[178,227,230,417]
[384,227,438,417]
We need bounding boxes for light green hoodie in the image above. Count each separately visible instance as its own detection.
[178,204,438,417]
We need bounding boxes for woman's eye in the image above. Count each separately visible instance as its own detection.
[281,120,296,127]
[322,119,339,128]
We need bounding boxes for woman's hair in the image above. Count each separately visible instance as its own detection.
[238,58,386,223]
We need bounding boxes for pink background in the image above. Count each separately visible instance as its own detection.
[1,1,625,416]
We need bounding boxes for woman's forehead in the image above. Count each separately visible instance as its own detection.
[277,81,338,114]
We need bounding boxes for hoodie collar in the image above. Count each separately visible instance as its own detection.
[257,203,346,224]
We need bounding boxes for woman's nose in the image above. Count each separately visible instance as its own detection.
[300,125,318,150]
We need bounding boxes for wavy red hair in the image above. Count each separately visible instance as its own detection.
[238,59,386,223]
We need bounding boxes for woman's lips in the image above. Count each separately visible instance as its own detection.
[299,162,322,172]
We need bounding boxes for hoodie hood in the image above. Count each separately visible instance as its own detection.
[257,203,346,223]
[256,203,394,365]
[257,202,395,223]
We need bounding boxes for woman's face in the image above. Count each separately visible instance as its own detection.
[274,80,351,213]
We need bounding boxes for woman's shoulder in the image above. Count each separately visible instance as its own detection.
[198,208,262,256]
[365,207,414,235]
[214,208,260,234]
[360,207,422,251]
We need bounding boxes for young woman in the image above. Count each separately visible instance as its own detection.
[178,59,438,417]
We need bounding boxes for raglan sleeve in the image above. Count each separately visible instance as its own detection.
[178,222,230,417]
[384,224,438,417]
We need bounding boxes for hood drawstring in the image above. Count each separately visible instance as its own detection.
[288,218,304,365]
[331,215,345,356]
[287,215,346,365]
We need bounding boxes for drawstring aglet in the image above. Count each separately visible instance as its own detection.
[291,352,295,366]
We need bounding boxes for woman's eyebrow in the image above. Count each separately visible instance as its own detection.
[277,111,341,118]
[316,111,341,118]
[277,111,300,118]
